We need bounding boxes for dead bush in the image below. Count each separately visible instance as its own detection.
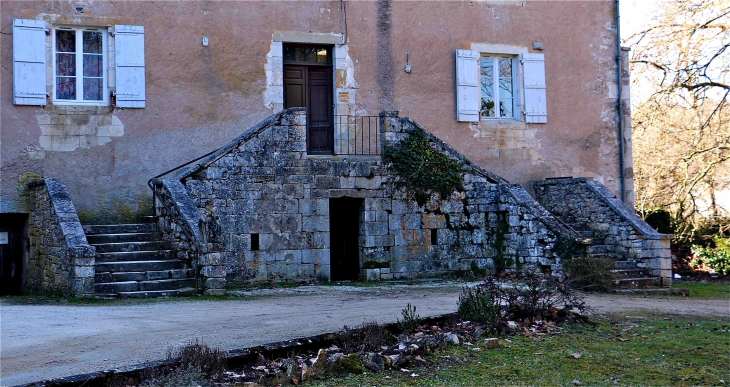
[562,257,615,291]
[477,275,588,321]
[334,321,394,353]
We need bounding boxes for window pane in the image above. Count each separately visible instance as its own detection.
[500,98,513,118]
[498,58,512,78]
[83,78,103,101]
[56,53,76,76]
[56,77,76,100]
[499,78,513,98]
[83,54,103,77]
[284,46,331,64]
[56,30,75,52]
[83,31,103,54]
[480,57,495,117]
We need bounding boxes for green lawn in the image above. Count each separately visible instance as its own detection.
[674,281,730,299]
[308,316,730,387]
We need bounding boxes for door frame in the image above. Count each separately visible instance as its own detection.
[282,43,335,155]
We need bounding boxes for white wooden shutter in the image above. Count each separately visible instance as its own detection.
[456,49,480,122]
[523,53,547,123]
[13,19,47,106]
[114,25,145,108]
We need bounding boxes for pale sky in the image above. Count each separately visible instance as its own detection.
[620,0,666,40]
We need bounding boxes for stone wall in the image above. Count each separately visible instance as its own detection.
[532,177,672,286]
[27,179,95,296]
[152,178,226,295]
[166,109,584,288]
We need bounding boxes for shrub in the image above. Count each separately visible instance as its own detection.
[457,284,500,323]
[397,303,421,332]
[690,236,730,275]
[334,321,393,353]
[562,257,615,291]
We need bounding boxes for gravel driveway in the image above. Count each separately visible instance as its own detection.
[1,282,727,386]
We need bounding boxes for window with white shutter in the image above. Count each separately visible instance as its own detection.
[455,48,547,124]
[13,19,47,106]
[114,25,145,108]
[456,49,480,122]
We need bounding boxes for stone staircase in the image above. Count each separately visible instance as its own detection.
[84,218,197,298]
[577,230,663,289]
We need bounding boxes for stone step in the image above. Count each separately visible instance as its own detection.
[117,288,196,299]
[137,215,157,224]
[610,268,651,279]
[94,279,196,295]
[586,244,615,255]
[86,232,161,244]
[96,250,178,262]
[83,223,158,235]
[612,277,662,289]
[91,241,171,253]
[95,268,193,283]
[614,260,639,270]
[95,260,187,273]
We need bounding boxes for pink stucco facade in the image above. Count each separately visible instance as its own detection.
[0,0,633,219]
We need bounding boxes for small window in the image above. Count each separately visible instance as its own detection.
[480,55,515,119]
[431,229,438,245]
[251,234,259,251]
[283,44,332,65]
[53,27,108,105]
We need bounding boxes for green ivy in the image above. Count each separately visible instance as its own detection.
[383,128,464,205]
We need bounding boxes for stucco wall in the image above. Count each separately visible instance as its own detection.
[1,0,629,219]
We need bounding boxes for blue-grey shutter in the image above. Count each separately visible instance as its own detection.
[13,19,47,106]
[523,53,547,123]
[456,49,480,122]
[114,25,145,108]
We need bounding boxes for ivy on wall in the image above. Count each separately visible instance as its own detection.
[383,127,464,205]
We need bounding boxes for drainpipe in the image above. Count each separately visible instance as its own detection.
[616,0,627,203]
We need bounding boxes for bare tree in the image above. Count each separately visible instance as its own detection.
[630,0,730,242]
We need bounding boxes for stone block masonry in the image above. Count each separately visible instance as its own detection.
[27,179,96,297]
[532,177,673,286]
[162,109,585,290]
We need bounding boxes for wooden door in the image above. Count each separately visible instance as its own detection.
[282,44,334,155]
[306,67,333,154]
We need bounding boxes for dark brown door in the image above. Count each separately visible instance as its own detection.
[283,44,334,155]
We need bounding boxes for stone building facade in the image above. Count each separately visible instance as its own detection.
[2,0,642,293]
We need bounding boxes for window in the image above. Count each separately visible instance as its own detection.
[456,49,547,124]
[480,55,516,119]
[13,19,146,108]
[54,27,108,105]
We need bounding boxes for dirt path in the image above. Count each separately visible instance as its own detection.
[1,283,727,386]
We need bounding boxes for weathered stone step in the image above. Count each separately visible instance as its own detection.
[96,250,178,262]
[91,241,171,253]
[86,232,161,244]
[95,268,193,283]
[587,244,615,255]
[94,279,196,294]
[614,260,639,270]
[117,288,196,299]
[83,223,158,235]
[95,260,187,273]
[610,269,651,280]
[612,277,662,289]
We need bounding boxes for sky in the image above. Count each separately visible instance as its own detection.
[620,0,666,40]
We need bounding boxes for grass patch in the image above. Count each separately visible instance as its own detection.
[674,281,729,299]
[306,316,730,387]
